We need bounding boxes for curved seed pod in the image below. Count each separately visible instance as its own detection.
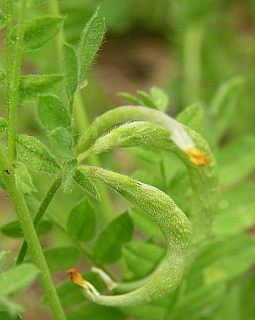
[76,106,209,166]
[69,166,192,306]
[78,120,219,249]
[70,107,219,307]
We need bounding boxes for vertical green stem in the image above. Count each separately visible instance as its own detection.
[4,1,66,316]
[5,0,14,120]
[0,146,66,320]
[16,172,62,264]
[73,92,90,132]
[6,0,27,162]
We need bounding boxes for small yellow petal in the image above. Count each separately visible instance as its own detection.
[186,147,210,166]
[67,268,86,288]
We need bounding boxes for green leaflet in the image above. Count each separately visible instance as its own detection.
[0,311,23,320]
[149,87,169,111]
[0,264,39,295]
[23,16,64,51]
[67,197,97,242]
[16,134,60,173]
[63,43,78,100]
[73,169,100,200]
[119,88,169,111]
[14,161,37,194]
[78,7,105,85]
[38,95,71,131]
[49,127,73,160]
[117,92,142,105]
[93,212,134,264]
[18,74,64,104]
[43,247,80,272]
[61,159,78,193]
[1,220,52,238]
[137,90,158,109]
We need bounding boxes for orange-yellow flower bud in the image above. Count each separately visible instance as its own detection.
[186,147,210,166]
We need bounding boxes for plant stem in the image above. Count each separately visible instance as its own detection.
[16,172,62,264]
[6,0,27,162]
[0,146,66,319]
[5,0,14,120]
[73,92,90,132]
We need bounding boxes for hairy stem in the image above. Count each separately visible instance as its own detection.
[6,0,27,162]
[0,146,66,319]
[5,0,14,121]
